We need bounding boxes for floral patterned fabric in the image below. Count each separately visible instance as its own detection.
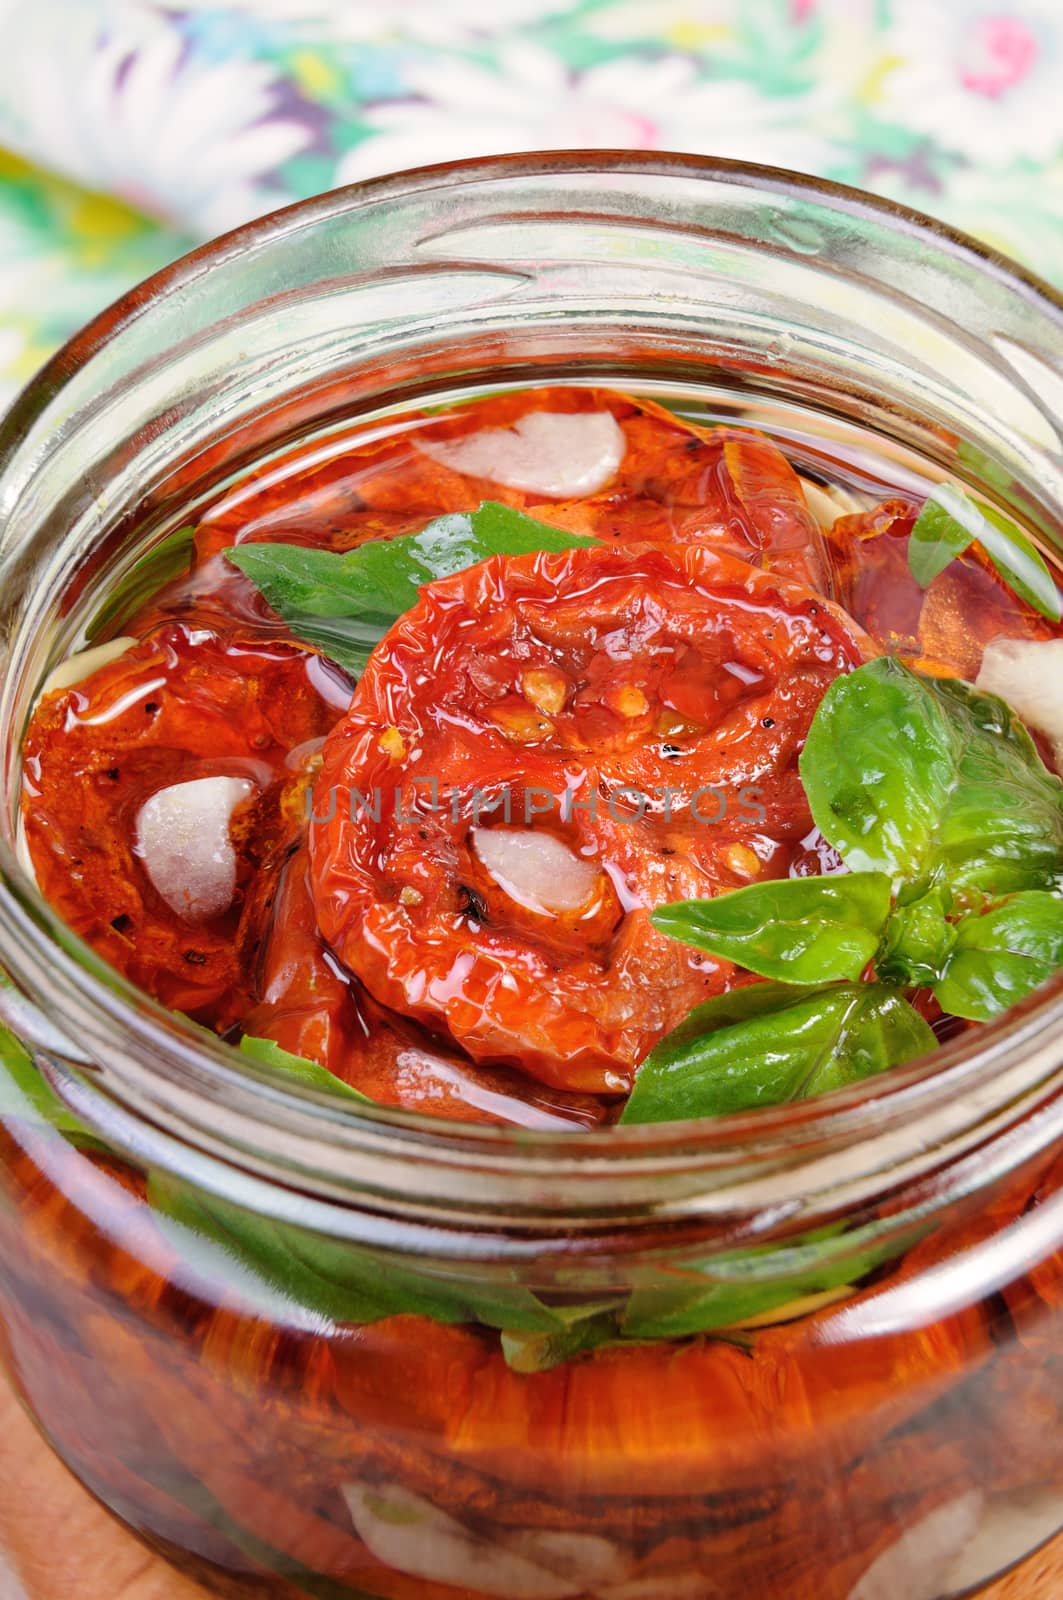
[0,0,1061,408]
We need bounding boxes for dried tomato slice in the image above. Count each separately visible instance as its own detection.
[244,844,607,1128]
[22,625,346,1025]
[310,543,866,1092]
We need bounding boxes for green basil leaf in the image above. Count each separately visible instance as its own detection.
[239,1035,374,1105]
[909,484,1061,622]
[908,496,974,586]
[620,981,936,1125]
[933,890,1063,1021]
[500,1306,621,1373]
[876,885,956,987]
[651,872,892,984]
[0,1029,97,1141]
[148,1175,568,1335]
[0,988,99,1144]
[620,1220,904,1339]
[977,500,1063,622]
[800,657,1063,901]
[507,1222,918,1360]
[225,502,597,677]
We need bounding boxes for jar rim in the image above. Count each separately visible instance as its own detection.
[4,147,1063,474]
[3,150,1063,1230]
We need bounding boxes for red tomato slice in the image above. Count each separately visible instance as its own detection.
[243,845,606,1128]
[310,543,866,1092]
[22,626,345,1025]
[240,842,370,1075]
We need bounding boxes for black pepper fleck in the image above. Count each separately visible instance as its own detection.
[457,884,489,924]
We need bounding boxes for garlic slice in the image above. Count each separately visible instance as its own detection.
[847,1492,984,1600]
[977,637,1063,771]
[420,410,625,498]
[472,827,601,917]
[43,636,137,696]
[798,477,870,530]
[343,1481,627,1599]
[135,776,254,923]
[942,1489,1062,1592]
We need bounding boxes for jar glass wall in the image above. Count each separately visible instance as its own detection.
[1,154,1063,1600]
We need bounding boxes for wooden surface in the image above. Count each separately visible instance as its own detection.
[985,1539,1063,1600]
[0,1364,1059,1599]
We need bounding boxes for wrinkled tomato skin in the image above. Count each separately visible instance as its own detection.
[244,846,606,1128]
[310,543,866,1091]
[21,626,347,1026]
[240,843,370,1075]
[19,387,834,1102]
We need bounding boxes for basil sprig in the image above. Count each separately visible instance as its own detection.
[225,501,597,677]
[148,1173,574,1335]
[150,1171,914,1371]
[629,657,1063,1124]
[507,1213,919,1364]
[171,1032,916,1362]
[908,483,1061,622]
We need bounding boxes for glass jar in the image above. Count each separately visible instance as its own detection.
[1,153,1063,1600]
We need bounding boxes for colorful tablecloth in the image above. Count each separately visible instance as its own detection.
[0,0,1061,408]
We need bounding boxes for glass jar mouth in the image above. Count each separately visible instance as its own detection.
[2,150,1063,1230]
